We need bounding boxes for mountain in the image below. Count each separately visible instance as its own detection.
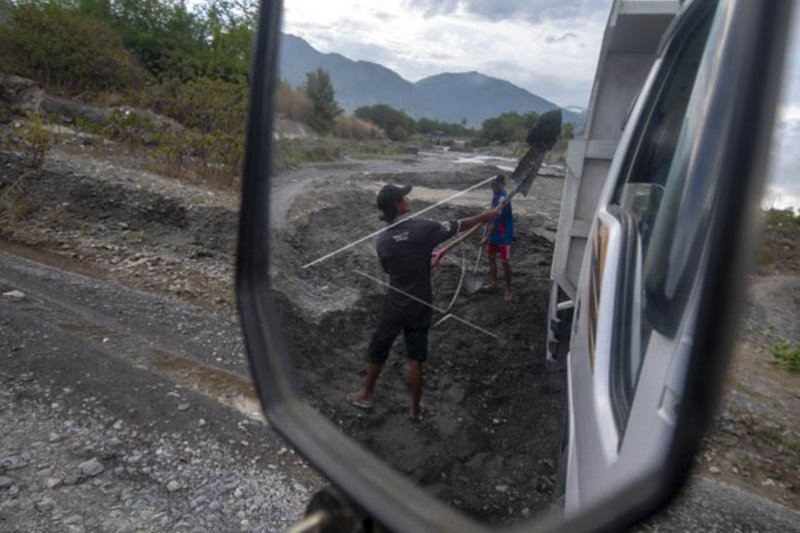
[279,34,584,128]
[414,71,574,125]
[279,34,418,114]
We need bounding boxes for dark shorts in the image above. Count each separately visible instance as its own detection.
[368,312,429,365]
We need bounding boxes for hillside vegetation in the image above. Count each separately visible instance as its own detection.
[0,0,575,187]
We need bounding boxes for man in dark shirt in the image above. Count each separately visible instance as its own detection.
[347,184,499,420]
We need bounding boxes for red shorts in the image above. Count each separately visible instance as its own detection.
[487,244,511,262]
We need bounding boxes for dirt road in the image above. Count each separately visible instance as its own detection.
[0,248,317,532]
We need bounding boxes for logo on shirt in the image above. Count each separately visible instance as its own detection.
[392,231,410,242]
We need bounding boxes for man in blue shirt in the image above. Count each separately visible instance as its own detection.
[486,174,514,301]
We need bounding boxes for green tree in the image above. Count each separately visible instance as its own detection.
[478,111,543,144]
[0,2,142,93]
[416,116,474,137]
[354,104,416,141]
[304,68,341,134]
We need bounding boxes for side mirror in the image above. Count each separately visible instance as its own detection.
[237,0,793,531]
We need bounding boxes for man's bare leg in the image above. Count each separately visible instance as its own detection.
[502,261,512,301]
[408,360,423,417]
[363,362,382,401]
[487,255,498,289]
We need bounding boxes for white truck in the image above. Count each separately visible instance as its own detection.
[548,0,780,515]
[547,1,682,363]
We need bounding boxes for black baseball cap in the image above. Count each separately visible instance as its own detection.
[492,174,506,186]
[376,184,411,222]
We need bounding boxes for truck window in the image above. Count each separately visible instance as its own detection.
[609,12,714,433]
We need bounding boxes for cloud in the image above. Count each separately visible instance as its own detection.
[405,0,608,24]
[546,32,577,43]
[284,0,611,107]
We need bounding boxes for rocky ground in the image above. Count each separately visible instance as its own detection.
[0,248,317,532]
[1,108,799,531]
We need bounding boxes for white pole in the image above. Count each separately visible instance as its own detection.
[301,175,495,269]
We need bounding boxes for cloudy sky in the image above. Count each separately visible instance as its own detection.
[282,0,799,209]
[283,0,612,108]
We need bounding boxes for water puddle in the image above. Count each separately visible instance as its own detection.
[147,348,265,422]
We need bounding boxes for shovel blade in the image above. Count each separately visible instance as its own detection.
[465,274,484,294]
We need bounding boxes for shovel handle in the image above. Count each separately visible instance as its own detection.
[431,223,484,268]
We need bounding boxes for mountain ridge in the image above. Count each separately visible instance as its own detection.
[278,34,584,127]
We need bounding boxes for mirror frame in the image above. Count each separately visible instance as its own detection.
[235,1,793,531]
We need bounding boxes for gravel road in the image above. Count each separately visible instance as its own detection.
[0,249,321,532]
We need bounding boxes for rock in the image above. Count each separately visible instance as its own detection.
[221,481,238,494]
[8,485,20,498]
[48,433,64,443]
[177,403,190,411]
[208,500,221,512]
[0,455,27,470]
[63,514,83,525]
[39,96,184,137]
[495,485,509,493]
[0,476,14,489]
[46,477,62,489]
[63,473,80,486]
[0,73,44,120]
[522,508,531,519]
[79,458,104,478]
[709,465,721,474]
[36,497,56,512]
[166,480,180,492]
[2,290,25,299]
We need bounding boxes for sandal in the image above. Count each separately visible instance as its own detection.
[346,392,374,410]
[407,409,424,422]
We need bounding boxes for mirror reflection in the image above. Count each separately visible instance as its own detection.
[265,0,799,528]
[268,0,595,524]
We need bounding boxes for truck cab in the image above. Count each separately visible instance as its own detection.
[550,0,751,514]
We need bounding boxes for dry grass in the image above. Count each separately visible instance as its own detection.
[275,83,313,124]
[334,115,385,140]
[758,208,800,275]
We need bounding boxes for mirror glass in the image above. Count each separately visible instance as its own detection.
[260,0,797,528]
[266,0,595,525]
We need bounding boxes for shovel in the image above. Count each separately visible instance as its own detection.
[431,109,562,268]
[464,226,489,293]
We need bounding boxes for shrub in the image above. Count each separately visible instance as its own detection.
[334,115,385,140]
[354,104,416,141]
[0,3,143,94]
[758,208,800,274]
[158,77,248,134]
[772,340,800,372]
[304,68,341,134]
[276,81,313,124]
[5,110,56,169]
